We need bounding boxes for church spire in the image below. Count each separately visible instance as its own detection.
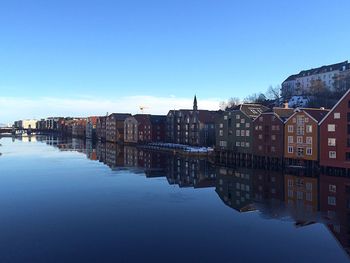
[193,95,198,111]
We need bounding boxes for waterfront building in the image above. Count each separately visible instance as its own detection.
[149,115,166,142]
[96,116,107,141]
[106,113,132,143]
[215,104,269,154]
[284,108,329,165]
[253,105,294,164]
[72,119,87,138]
[86,116,98,139]
[319,89,350,173]
[166,96,218,147]
[124,115,152,144]
[281,60,350,98]
[15,119,38,129]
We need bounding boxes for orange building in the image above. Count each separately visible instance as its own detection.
[284,108,329,164]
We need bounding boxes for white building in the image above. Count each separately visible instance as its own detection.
[282,61,350,98]
[17,119,38,129]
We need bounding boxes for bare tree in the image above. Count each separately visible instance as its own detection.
[266,85,281,101]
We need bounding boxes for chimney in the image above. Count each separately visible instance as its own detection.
[283,101,289,109]
[320,107,325,110]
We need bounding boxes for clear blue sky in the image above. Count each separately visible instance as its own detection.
[0,0,349,122]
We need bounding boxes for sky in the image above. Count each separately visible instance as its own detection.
[0,0,350,123]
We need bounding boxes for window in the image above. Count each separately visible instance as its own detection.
[306,192,312,201]
[236,114,240,119]
[241,118,245,124]
[297,136,303,143]
[241,130,245,136]
[245,123,250,128]
[297,116,305,125]
[288,146,293,153]
[236,130,240,136]
[288,125,293,133]
[219,130,223,136]
[258,145,262,151]
[306,137,312,144]
[224,116,228,120]
[219,141,227,147]
[297,126,304,135]
[329,151,336,159]
[236,123,240,128]
[328,196,336,206]
[297,147,304,156]
[334,113,340,119]
[305,117,309,123]
[259,117,263,122]
[329,184,336,193]
[246,130,250,136]
[306,125,312,133]
[328,138,336,146]
[240,142,245,147]
[258,134,263,140]
[328,124,335,132]
[306,182,312,191]
[288,179,293,187]
[270,135,275,141]
[306,148,312,155]
[288,136,293,143]
[236,141,240,147]
[271,146,275,152]
[245,142,250,147]
[297,191,303,200]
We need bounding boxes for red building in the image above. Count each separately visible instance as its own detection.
[320,89,350,174]
[253,106,294,164]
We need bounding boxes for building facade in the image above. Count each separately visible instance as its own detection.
[284,108,329,164]
[166,96,218,147]
[106,113,132,143]
[253,107,294,161]
[216,104,269,154]
[281,60,350,98]
[319,89,350,172]
[86,116,98,139]
[96,116,107,141]
[124,115,152,144]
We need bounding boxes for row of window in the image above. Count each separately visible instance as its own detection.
[236,141,250,148]
[287,125,313,133]
[287,136,312,144]
[287,146,312,155]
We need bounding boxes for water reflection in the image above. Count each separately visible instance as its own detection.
[15,135,350,258]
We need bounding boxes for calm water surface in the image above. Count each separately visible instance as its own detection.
[0,136,349,263]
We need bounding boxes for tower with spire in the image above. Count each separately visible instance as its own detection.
[193,95,198,111]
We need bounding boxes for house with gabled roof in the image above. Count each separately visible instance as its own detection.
[284,108,329,164]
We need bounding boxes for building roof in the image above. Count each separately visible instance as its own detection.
[283,60,349,82]
[302,108,330,122]
[232,104,269,119]
[198,110,219,123]
[108,113,132,121]
[273,107,295,121]
[319,88,350,125]
[149,115,166,124]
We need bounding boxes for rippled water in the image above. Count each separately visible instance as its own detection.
[0,136,348,263]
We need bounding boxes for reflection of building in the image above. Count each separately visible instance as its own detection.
[215,167,255,212]
[166,155,216,188]
[86,139,97,160]
[105,142,124,169]
[320,174,350,255]
[320,89,350,173]
[252,169,284,203]
[284,174,318,224]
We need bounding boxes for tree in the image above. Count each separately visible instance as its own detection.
[266,85,281,101]
[219,97,241,110]
[334,72,350,99]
